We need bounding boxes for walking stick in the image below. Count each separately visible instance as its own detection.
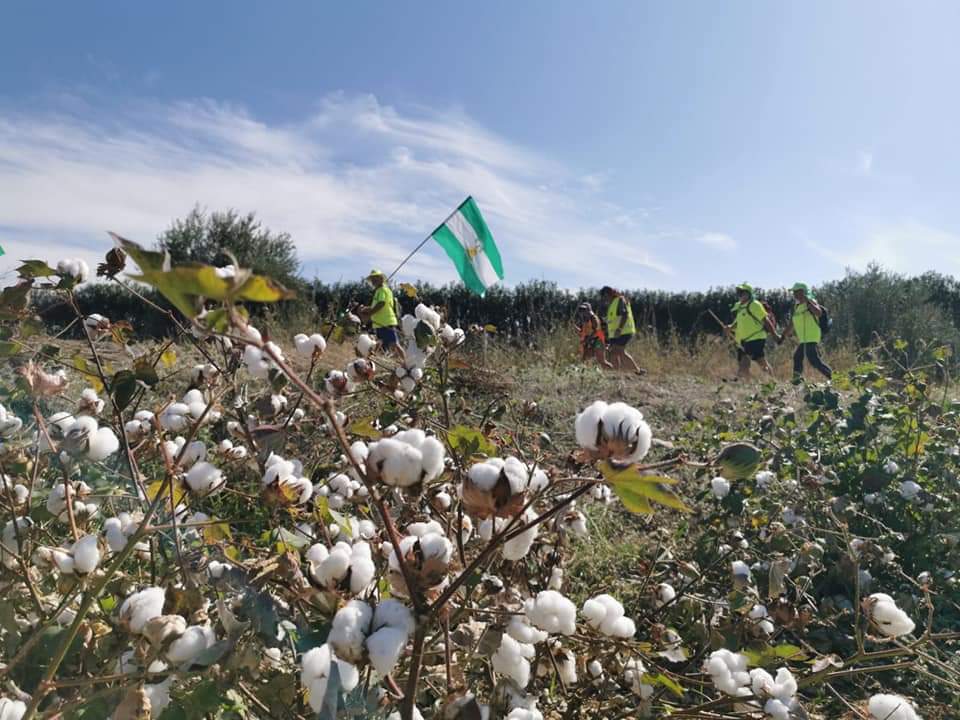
[707,309,743,353]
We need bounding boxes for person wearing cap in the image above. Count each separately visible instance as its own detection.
[783,282,832,380]
[726,282,780,379]
[575,302,611,367]
[357,269,404,361]
[600,286,644,375]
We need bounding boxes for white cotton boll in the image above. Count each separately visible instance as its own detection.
[704,649,751,697]
[179,440,206,467]
[867,694,922,720]
[356,333,376,357]
[711,476,730,499]
[57,258,90,283]
[656,583,676,607]
[71,534,101,574]
[574,400,651,463]
[78,387,105,416]
[104,518,126,552]
[324,370,355,396]
[207,560,233,579]
[884,460,901,475]
[399,376,416,393]
[166,624,216,665]
[588,659,603,678]
[502,510,539,561]
[433,491,452,510]
[507,616,549,644]
[1,518,32,569]
[366,626,408,676]
[526,590,577,636]
[899,481,922,501]
[755,470,776,489]
[528,466,550,493]
[624,658,654,699]
[159,403,191,432]
[414,303,441,330]
[0,698,27,720]
[120,587,166,634]
[731,560,752,583]
[574,401,607,450]
[328,600,373,663]
[749,605,775,636]
[557,650,578,685]
[492,634,534,688]
[185,461,225,495]
[52,548,75,575]
[294,333,327,357]
[764,699,792,720]
[0,403,24,441]
[548,567,564,591]
[142,679,172,718]
[350,548,376,595]
[401,314,418,338]
[606,616,636,638]
[868,593,916,637]
[407,520,444,537]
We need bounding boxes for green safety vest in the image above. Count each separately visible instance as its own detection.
[792,302,821,344]
[733,300,767,343]
[606,296,636,338]
[371,285,398,329]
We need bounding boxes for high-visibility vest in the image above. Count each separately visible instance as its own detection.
[370,285,397,328]
[792,302,821,344]
[733,300,767,343]
[606,296,636,338]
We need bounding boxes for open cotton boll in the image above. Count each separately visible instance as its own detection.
[548,567,564,591]
[492,634,535,687]
[508,615,549,644]
[0,698,27,720]
[69,534,101,574]
[124,410,155,442]
[867,593,916,637]
[61,415,119,461]
[899,481,922,501]
[711,476,730,499]
[400,314,419,338]
[656,583,676,607]
[159,403,191,432]
[120,586,166,634]
[366,626,408,676]
[526,590,577,636]
[46,481,92,520]
[581,594,635,638]
[414,303,441,330]
[731,560,753,585]
[78,387,105,416]
[328,600,373,663]
[755,470,776,489]
[166,624,216,665]
[185,461,225,495]
[355,333,376,358]
[704,649,751,697]
[294,333,327,357]
[502,509,539,561]
[0,403,24,441]
[1,518,32,569]
[868,694,922,720]
[301,644,360,714]
[366,430,445,488]
[57,258,90,283]
[324,370,355,396]
[574,400,652,463]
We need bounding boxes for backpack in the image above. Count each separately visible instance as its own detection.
[818,305,832,335]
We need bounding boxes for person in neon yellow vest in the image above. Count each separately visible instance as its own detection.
[600,286,644,375]
[725,282,780,379]
[782,282,832,380]
[357,269,405,361]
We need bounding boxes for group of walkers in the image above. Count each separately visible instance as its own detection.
[573,281,833,382]
[357,269,832,383]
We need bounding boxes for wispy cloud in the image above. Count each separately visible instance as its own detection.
[807,219,960,276]
[695,232,737,252]
[0,92,683,289]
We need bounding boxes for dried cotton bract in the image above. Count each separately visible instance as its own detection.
[575,400,652,464]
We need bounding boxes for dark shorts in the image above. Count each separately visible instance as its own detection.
[608,334,633,347]
[375,326,399,348]
[737,338,766,362]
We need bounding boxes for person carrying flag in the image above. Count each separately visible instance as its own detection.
[783,282,832,380]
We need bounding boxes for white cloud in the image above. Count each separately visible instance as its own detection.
[0,93,678,289]
[807,219,960,276]
[695,232,737,252]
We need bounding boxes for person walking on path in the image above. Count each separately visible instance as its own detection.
[725,282,780,380]
[357,269,405,362]
[575,302,612,368]
[783,282,832,380]
[601,286,644,375]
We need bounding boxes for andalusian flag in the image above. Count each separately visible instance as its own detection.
[431,197,503,296]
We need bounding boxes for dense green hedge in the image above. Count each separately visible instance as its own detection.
[30,265,960,362]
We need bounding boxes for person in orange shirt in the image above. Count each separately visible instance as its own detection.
[575,303,612,368]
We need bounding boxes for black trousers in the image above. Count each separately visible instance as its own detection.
[793,342,832,379]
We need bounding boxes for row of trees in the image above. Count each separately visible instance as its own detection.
[30,208,960,359]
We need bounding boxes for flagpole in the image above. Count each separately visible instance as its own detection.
[387,197,471,281]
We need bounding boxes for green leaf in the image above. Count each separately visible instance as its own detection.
[134,361,160,387]
[716,442,763,481]
[110,370,139,411]
[0,281,33,320]
[0,341,23,357]
[347,417,382,440]
[447,425,497,458]
[644,672,685,698]
[236,274,296,303]
[598,462,692,514]
[414,319,437,350]
[742,643,808,667]
[17,260,56,278]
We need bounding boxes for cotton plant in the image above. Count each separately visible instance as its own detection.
[261,453,312,505]
[575,400,652,464]
[306,540,376,595]
[326,598,414,676]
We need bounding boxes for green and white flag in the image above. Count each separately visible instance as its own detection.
[431,197,503,296]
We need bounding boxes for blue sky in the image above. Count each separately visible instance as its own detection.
[2,1,959,292]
